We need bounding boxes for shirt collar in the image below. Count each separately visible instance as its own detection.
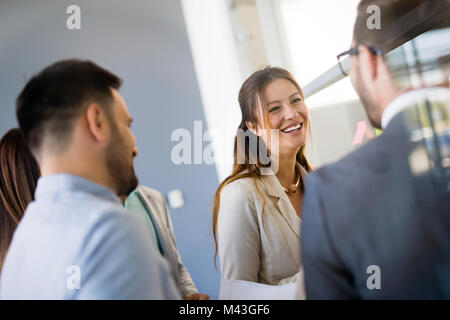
[123,188,138,207]
[35,173,121,204]
[381,87,450,130]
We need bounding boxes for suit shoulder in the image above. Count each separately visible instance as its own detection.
[137,185,164,199]
[312,135,385,184]
[221,176,259,199]
[219,177,261,215]
[137,185,166,204]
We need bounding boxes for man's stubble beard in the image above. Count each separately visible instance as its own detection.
[105,123,138,197]
[354,66,383,129]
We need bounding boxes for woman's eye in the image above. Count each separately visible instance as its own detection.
[269,106,280,113]
[292,98,302,103]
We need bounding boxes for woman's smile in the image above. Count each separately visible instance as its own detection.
[281,122,304,134]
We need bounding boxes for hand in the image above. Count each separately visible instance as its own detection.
[184,292,210,300]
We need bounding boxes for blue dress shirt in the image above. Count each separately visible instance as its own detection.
[0,174,180,299]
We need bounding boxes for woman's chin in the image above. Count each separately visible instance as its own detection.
[281,136,305,150]
[278,142,305,157]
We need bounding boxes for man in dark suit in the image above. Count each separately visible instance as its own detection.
[301,0,450,299]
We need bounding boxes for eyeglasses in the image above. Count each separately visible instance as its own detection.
[337,45,383,76]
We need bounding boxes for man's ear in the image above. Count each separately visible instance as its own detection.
[85,103,109,143]
[358,45,379,82]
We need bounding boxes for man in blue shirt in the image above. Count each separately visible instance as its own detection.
[0,59,180,299]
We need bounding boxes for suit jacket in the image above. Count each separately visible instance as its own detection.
[136,186,198,297]
[301,90,450,299]
[217,163,307,295]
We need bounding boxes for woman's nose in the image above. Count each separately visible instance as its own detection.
[284,104,297,119]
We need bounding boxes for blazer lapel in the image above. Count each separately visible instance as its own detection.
[136,187,182,283]
[260,164,305,238]
[135,188,167,255]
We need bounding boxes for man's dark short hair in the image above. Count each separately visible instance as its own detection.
[16,59,122,154]
[353,0,450,53]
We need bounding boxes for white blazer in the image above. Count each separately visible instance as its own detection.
[136,185,198,297]
[217,163,307,294]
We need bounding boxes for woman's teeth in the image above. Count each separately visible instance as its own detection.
[282,123,302,133]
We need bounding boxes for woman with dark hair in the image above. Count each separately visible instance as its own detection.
[212,67,312,298]
[0,128,40,272]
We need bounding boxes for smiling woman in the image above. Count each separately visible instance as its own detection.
[212,66,312,299]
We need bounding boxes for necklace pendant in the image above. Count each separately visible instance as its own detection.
[281,165,301,194]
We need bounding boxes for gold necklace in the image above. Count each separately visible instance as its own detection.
[281,166,300,194]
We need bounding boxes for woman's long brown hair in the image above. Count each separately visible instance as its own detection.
[212,66,312,266]
[0,128,40,271]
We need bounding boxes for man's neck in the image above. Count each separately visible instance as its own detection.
[39,156,117,195]
[377,83,403,119]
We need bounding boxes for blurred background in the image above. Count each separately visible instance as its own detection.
[0,0,448,299]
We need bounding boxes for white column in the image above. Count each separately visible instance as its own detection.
[181,0,243,182]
